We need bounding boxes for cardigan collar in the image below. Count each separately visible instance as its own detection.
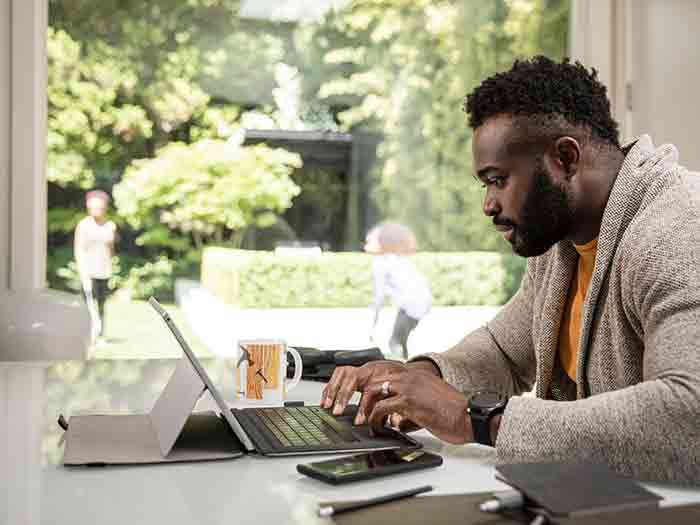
[534,135,679,398]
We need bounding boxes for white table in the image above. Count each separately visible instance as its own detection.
[1,359,699,525]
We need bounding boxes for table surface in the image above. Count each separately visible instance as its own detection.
[1,358,699,525]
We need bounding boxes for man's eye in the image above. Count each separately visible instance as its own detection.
[485,177,506,188]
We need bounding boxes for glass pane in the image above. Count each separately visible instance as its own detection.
[47,0,570,359]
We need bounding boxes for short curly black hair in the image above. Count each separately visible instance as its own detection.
[464,56,620,149]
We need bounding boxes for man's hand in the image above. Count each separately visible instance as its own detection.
[320,359,441,416]
[320,359,472,444]
[362,369,473,444]
[321,360,407,416]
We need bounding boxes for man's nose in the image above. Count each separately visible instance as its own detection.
[482,190,500,217]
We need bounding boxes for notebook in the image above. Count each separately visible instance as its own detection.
[495,461,662,517]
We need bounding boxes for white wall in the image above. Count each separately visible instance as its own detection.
[0,0,10,291]
[628,0,700,170]
[571,0,700,170]
[0,0,48,293]
[10,0,48,291]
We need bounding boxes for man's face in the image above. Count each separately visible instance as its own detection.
[472,115,573,257]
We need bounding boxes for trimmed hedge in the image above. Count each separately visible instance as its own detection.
[201,248,526,308]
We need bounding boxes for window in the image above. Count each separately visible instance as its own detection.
[36,1,572,359]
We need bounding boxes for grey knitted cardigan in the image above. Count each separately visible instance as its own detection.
[417,136,700,484]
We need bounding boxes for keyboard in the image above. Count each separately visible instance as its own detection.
[250,406,359,448]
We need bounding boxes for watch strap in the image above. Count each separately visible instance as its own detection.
[471,414,492,446]
[468,392,508,447]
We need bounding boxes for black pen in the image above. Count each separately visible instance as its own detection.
[317,485,433,517]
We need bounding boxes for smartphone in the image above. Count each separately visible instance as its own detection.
[296,449,443,485]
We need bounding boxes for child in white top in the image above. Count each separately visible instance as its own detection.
[365,223,432,359]
[74,190,117,339]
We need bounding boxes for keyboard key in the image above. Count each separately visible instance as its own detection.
[250,406,360,449]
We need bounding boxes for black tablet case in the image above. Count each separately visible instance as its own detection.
[63,357,244,465]
[495,461,662,517]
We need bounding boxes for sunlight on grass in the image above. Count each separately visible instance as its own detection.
[90,297,211,359]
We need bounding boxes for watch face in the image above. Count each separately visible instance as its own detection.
[470,391,506,411]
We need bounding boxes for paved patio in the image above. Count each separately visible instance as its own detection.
[175,280,501,359]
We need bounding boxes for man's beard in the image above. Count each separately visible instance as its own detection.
[511,159,574,257]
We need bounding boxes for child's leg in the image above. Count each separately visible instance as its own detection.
[389,309,419,359]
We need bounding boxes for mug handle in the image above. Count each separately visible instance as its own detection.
[286,346,303,392]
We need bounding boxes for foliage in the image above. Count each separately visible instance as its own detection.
[47,207,85,235]
[47,1,300,273]
[113,139,302,252]
[47,0,303,194]
[47,27,152,189]
[49,0,242,139]
[47,247,81,292]
[301,0,570,251]
[47,248,179,300]
[47,0,568,302]
[114,257,176,301]
[201,247,526,308]
[284,167,347,247]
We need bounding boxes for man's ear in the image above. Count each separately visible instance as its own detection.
[552,136,581,179]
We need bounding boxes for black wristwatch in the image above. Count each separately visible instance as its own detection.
[467,390,508,446]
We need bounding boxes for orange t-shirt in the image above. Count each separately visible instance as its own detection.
[558,237,598,382]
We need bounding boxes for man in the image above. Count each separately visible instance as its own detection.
[321,56,700,484]
[74,190,117,341]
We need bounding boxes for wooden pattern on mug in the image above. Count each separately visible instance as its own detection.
[244,345,265,400]
[262,343,281,390]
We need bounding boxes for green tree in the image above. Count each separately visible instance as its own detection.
[47,0,569,297]
[48,0,247,191]
[113,138,302,257]
[47,27,152,190]
[301,0,570,251]
[47,0,303,293]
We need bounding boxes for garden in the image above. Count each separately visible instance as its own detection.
[46,0,569,356]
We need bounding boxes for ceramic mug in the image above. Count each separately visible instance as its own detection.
[235,339,303,403]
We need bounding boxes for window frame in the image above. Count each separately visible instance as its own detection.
[1,0,610,356]
[1,0,91,361]
[2,0,48,292]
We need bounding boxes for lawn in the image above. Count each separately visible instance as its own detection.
[92,297,211,359]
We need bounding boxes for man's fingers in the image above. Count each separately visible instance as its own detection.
[321,366,360,414]
[367,397,406,435]
[398,417,422,433]
[320,371,334,406]
[354,372,405,424]
[320,370,335,405]
[355,380,389,425]
[321,367,349,408]
[331,371,360,415]
[389,412,402,428]
[387,412,421,432]
[322,361,400,413]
